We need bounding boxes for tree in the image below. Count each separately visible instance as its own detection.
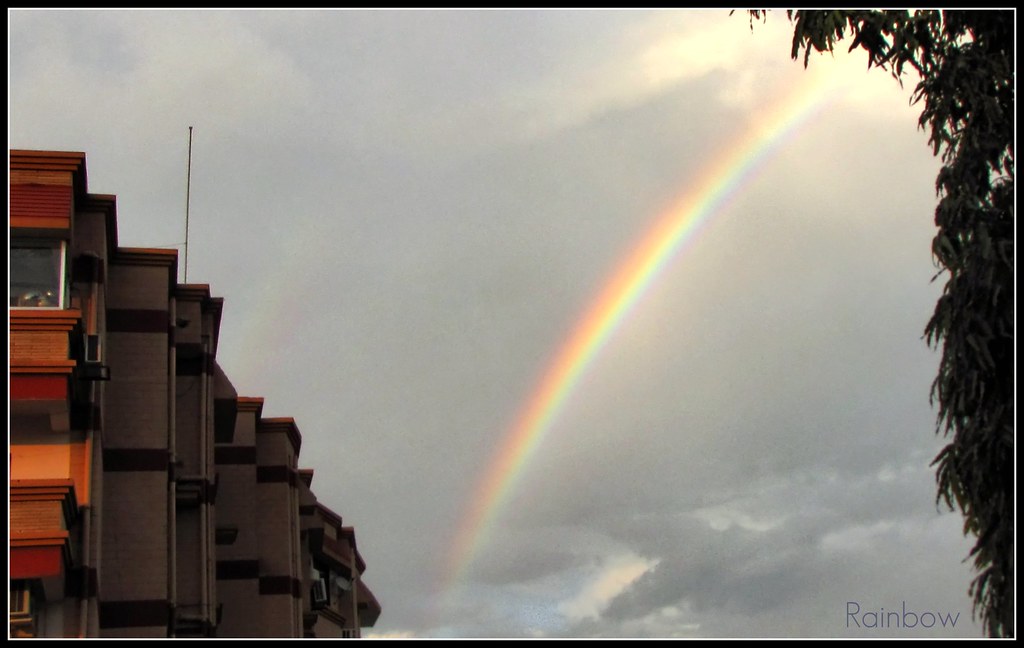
[743,10,1014,638]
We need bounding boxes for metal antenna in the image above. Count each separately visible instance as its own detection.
[184,126,193,284]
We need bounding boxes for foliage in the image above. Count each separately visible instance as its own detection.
[744,10,1014,637]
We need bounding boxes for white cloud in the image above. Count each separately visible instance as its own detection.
[435,11,793,145]
[692,504,786,533]
[636,11,791,109]
[558,554,659,622]
[365,629,418,638]
[876,459,926,484]
[820,520,898,553]
[619,605,703,638]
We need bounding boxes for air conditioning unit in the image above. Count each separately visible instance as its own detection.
[77,334,111,381]
[85,334,101,362]
[311,578,329,609]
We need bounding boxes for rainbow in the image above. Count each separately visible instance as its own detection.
[443,71,844,602]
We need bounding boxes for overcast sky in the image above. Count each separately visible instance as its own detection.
[9,9,986,638]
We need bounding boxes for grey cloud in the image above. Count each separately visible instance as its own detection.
[10,9,982,639]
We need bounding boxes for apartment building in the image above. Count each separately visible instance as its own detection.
[9,149,381,637]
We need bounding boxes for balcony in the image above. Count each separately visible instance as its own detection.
[9,309,83,427]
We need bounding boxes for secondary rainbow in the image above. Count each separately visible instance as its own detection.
[443,72,844,600]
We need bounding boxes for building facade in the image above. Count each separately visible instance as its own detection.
[9,149,380,637]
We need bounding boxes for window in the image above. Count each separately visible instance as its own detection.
[10,581,31,616]
[10,580,36,637]
[10,240,67,308]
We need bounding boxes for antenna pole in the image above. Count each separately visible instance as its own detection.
[184,126,193,284]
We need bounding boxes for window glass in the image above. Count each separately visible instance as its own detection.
[10,241,65,308]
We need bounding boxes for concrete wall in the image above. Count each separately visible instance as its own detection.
[100,256,173,636]
[214,398,263,637]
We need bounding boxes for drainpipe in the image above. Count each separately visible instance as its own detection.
[78,504,90,636]
[292,485,300,636]
[168,299,177,637]
[351,539,360,638]
[78,505,91,636]
[78,258,101,637]
[78,385,95,636]
[199,333,210,634]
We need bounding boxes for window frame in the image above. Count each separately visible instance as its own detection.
[9,239,69,310]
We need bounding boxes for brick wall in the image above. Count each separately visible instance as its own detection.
[10,500,63,531]
[9,331,68,362]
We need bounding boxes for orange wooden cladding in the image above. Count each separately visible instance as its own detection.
[10,183,73,230]
[10,169,74,186]
[9,309,82,330]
